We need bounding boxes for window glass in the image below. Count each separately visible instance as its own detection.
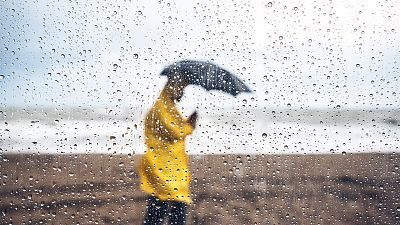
[1,0,399,224]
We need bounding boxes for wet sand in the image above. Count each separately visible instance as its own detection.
[0,153,399,224]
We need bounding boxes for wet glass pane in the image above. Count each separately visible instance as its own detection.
[1,0,399,224]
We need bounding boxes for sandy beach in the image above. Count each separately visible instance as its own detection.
[0,153,399,224]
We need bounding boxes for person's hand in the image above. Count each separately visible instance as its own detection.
[188,111,198,128]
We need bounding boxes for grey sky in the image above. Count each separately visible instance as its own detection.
[1,0,399,109]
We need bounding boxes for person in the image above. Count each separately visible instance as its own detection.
[139,73,197,225]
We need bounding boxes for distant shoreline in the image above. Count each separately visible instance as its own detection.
[2,107,399,154]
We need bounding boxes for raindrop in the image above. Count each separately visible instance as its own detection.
[266,2,273,7]
[262,133,267,138]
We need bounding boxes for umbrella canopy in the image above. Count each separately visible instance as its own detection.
[160,60,252,96]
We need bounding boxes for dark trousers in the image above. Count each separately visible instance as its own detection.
[143,196,187,225]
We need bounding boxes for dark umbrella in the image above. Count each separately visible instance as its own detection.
[160,60,252,96]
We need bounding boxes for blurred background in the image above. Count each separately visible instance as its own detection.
[0,0,399,224]
[1,0,399,155]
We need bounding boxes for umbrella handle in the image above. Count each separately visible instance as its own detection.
[188,111,198,127]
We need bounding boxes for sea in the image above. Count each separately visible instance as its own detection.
[1,107,399,155]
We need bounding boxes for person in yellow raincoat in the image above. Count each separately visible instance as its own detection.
[139,73,197,225]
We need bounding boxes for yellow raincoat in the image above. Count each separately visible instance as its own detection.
[139,90,194,204]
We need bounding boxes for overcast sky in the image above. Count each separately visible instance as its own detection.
[1,0,399,110]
